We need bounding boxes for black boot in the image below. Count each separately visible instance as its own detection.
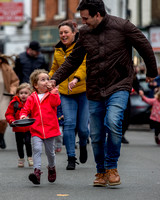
[79,145,88,163]
[66,157,79,170]
[121,135,129,144]
[0,134,6,149]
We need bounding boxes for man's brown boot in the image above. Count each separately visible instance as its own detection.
[93,173,107,187]
[106,169,121,186]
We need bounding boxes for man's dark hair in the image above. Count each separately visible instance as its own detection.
[77,0,106,17]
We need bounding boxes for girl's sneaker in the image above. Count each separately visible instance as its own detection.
[27,157,33,167]
[55,148,62,153]
[29,168,42,185]
[18,158,25,168]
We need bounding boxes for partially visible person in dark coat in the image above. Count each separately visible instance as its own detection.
[14,41,48,84]
[50,0,157,187]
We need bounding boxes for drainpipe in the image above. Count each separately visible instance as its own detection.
[138,0,142,27]
[66,0,69,19]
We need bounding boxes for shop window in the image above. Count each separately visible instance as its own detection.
[58,0,66,16]
[39,0,45,17]
[35,0,45,22]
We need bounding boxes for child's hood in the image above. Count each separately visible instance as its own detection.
[11,95,24,107]
[11,95,21,103]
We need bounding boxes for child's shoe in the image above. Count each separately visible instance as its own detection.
[48,166,56,182]
[18,158,25,168]
[55,148,62,153]
[27,157,33,167]
[29,168,42,185]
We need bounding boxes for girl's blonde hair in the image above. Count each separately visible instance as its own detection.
[30,69,49,91]
[16,83,32,95]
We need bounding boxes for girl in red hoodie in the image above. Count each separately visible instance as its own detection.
[20,69,61,185]
[5,83,33,168]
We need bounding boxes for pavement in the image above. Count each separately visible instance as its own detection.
[0,125,160,200]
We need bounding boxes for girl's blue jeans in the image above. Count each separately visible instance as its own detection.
[89,91,129,173]
[60,92,89,157]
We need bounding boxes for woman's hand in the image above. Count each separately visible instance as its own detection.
[68,78,78,91]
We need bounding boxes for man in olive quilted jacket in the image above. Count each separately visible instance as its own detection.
[51,0,158,187]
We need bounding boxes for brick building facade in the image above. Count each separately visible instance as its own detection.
[31,0,80,67]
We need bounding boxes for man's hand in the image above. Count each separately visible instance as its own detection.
[47,81,54,92]
[49,80,56,88]
[68,78,78,91]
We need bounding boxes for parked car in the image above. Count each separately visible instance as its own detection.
[129,74,152,124]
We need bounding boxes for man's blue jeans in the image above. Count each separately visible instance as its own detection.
[89,91,129,173]
[61,92,89,157]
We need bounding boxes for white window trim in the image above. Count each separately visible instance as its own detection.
[54,13,65,20]
[54,0,66,20]
[35,16,46,22]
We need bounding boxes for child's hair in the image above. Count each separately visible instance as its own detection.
[30,69,49,91]
[16,83,32,95]
[155,90,160,101]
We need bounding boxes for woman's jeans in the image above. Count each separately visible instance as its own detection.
[89,91,129,173]
[61,92,89,157]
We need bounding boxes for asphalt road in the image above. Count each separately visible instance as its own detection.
[0,125,160,200]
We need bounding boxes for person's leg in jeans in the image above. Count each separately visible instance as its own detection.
[89,100,106,173]
[122,96,130,144]
[104,91,129,186]
[77,92,89,146]
[61,94,78,169]
[77,92,90,163]
[104,91,129,169]
[89,100,107,186]
[60,95,77,158]
[89,91,129,186]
